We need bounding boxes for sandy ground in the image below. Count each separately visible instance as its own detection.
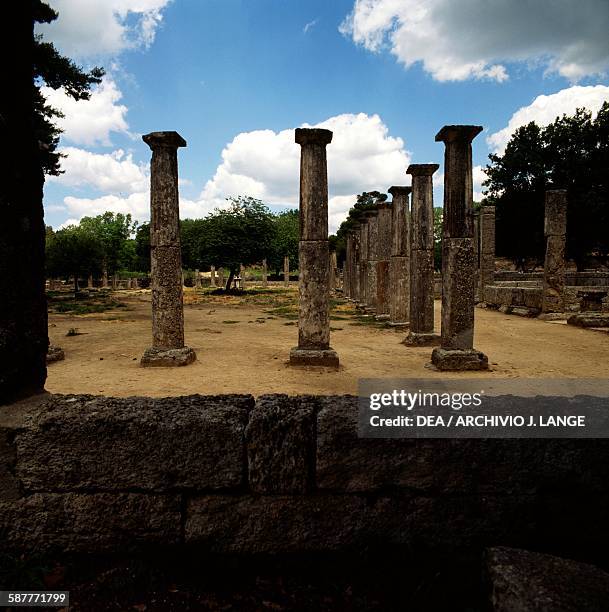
[45,285,609,398]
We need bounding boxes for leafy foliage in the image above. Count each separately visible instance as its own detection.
[485,103,609,269]
[268,210,299,275]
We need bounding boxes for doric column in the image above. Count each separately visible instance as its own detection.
[112,274,117,290]
[365,210,379,311]
[284,256,290,286]
[344,235,352,299]
[404,165,440,345]
[432,126,488,370]
[330,250,338,292]
[351,229,360,302]
[388,186,411,326]
[102,268,108,288]
[542,190,567,315]
[262,258,268,287]
[375,202,392,318]
[218,267,224,289]
[289,128,338,367]
[479,205,495,303]
[358,218,369,307]
[210,265,216,288]
[140,131,196,367]
[87,274,93,289]
[194,269,201,289]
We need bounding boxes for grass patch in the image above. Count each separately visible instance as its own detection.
[49,297,127,315]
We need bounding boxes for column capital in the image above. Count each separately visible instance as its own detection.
[435,125,482,144]
[388,185,412,197]
[363,209,379,218]
[406,164,439,177]
[142,131,187,149]
[295,128,333,146]
[377,201,393,211]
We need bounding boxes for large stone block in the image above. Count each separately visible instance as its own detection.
[15,394,253,492]
[544,190,567,237]
[0,492,181,553]
[185,494,369,553]
[486,547,609,612]
[246,395,317,494]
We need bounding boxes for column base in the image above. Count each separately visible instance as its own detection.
[431,347,488,371]
[289,347,339,367]
[47,344,65,363]
[538,313,567,321]
[403,331,440,346]
[141,346,197,367]
[387,321,409,328]
[567,313,609,328]
[374,314,390,321]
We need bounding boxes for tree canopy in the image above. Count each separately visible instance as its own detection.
[34,1,104,175]
[484,103,609,269]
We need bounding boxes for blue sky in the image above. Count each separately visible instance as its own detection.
[39,0,609,232]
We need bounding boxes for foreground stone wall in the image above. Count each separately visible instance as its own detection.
[2,393,609,563]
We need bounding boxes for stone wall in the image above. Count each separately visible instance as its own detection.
[2,393,609,564]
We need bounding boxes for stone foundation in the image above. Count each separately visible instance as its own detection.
[140,346,197,367]
[431,347,489,371]
[288,347,339,367]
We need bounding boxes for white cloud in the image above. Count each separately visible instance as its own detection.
[63,192,149,221]
[488,85,609,153]
[36,0,172,58]
[48,147,148,193]
[473,165,487,201]
[41,77,130,147]
[304,19,318,34]
[340,0,609,82]
[197,113,411,231]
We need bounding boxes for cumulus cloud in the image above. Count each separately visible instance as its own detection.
[487,85,609,153]
[41,77,130,146]
[48,147,148,193]
[36,0,172,58]
[340,0,609,82]
[198,113,411,231]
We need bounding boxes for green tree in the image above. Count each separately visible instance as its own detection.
[46,225,103,293]
[134,223,151,273]
[268,210,299,275]
[201,197,275,290]
[79,212,138,276]
[34,1,104,175]
[485,103,609,269]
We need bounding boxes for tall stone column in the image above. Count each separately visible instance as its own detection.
[194,269,201,289]
[542,189,567,315]
[432,126,488,370]
[365,210,379,311]
[218,267,224,289]
[102,268,108,288]
[262,258,268,287]
[87,274,94,289]
[404,165,440,345]
[283,256,290,286]
[375,202,392,318]
[289,128,338,367]
[358,218,369,308]
[330,251,338,292]
[344,235,352,299]
[478,205,495,303]
[140,131,196,367]
[112,274,117,290]
[351,229,360,302]
[210,265,216,288]
[388,186,411,327]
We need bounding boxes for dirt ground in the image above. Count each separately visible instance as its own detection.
[45,285,609,398]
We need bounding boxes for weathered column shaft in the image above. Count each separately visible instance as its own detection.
[210,265,216,288]
[358,220,368,306]
[218,267,224,289]
[284,256,290,286]
[141,131,195,367]
[351,230,360,302]
[432,126,487,370]
[262,258,268,287]
[87,274,93,289]
[290,128,338,366]
[479,205,495,302]
[194,269,201,289]
[388,186,411,325]
[375,203,392,316]
[330,250,338,291]
[404,165,439,344]
[344,236,352,298]
[542,190,567,314]
[365,211,379,310]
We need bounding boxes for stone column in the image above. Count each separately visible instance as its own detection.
[388,186,411,327]
[289,128,338,367]
[432,126,488,370]
[112,274,117,290]
[542,190,567,316]
[262,258,268,287]
[344,236,352,299]
[358,218,369,308]
[375,202,392,319]
[194,269,201,289]
[87,274,93,289]
[133,277,139,289]
[330,251,338,292]
[404,165,440,345]
[473,210,480,301]
[102,268,108,288]
[283,256,290,286]
[479,205,495,303]
[210,265,216,288]
[218,267,225,289]
[140,131,196,367]
[365,210,379,312]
